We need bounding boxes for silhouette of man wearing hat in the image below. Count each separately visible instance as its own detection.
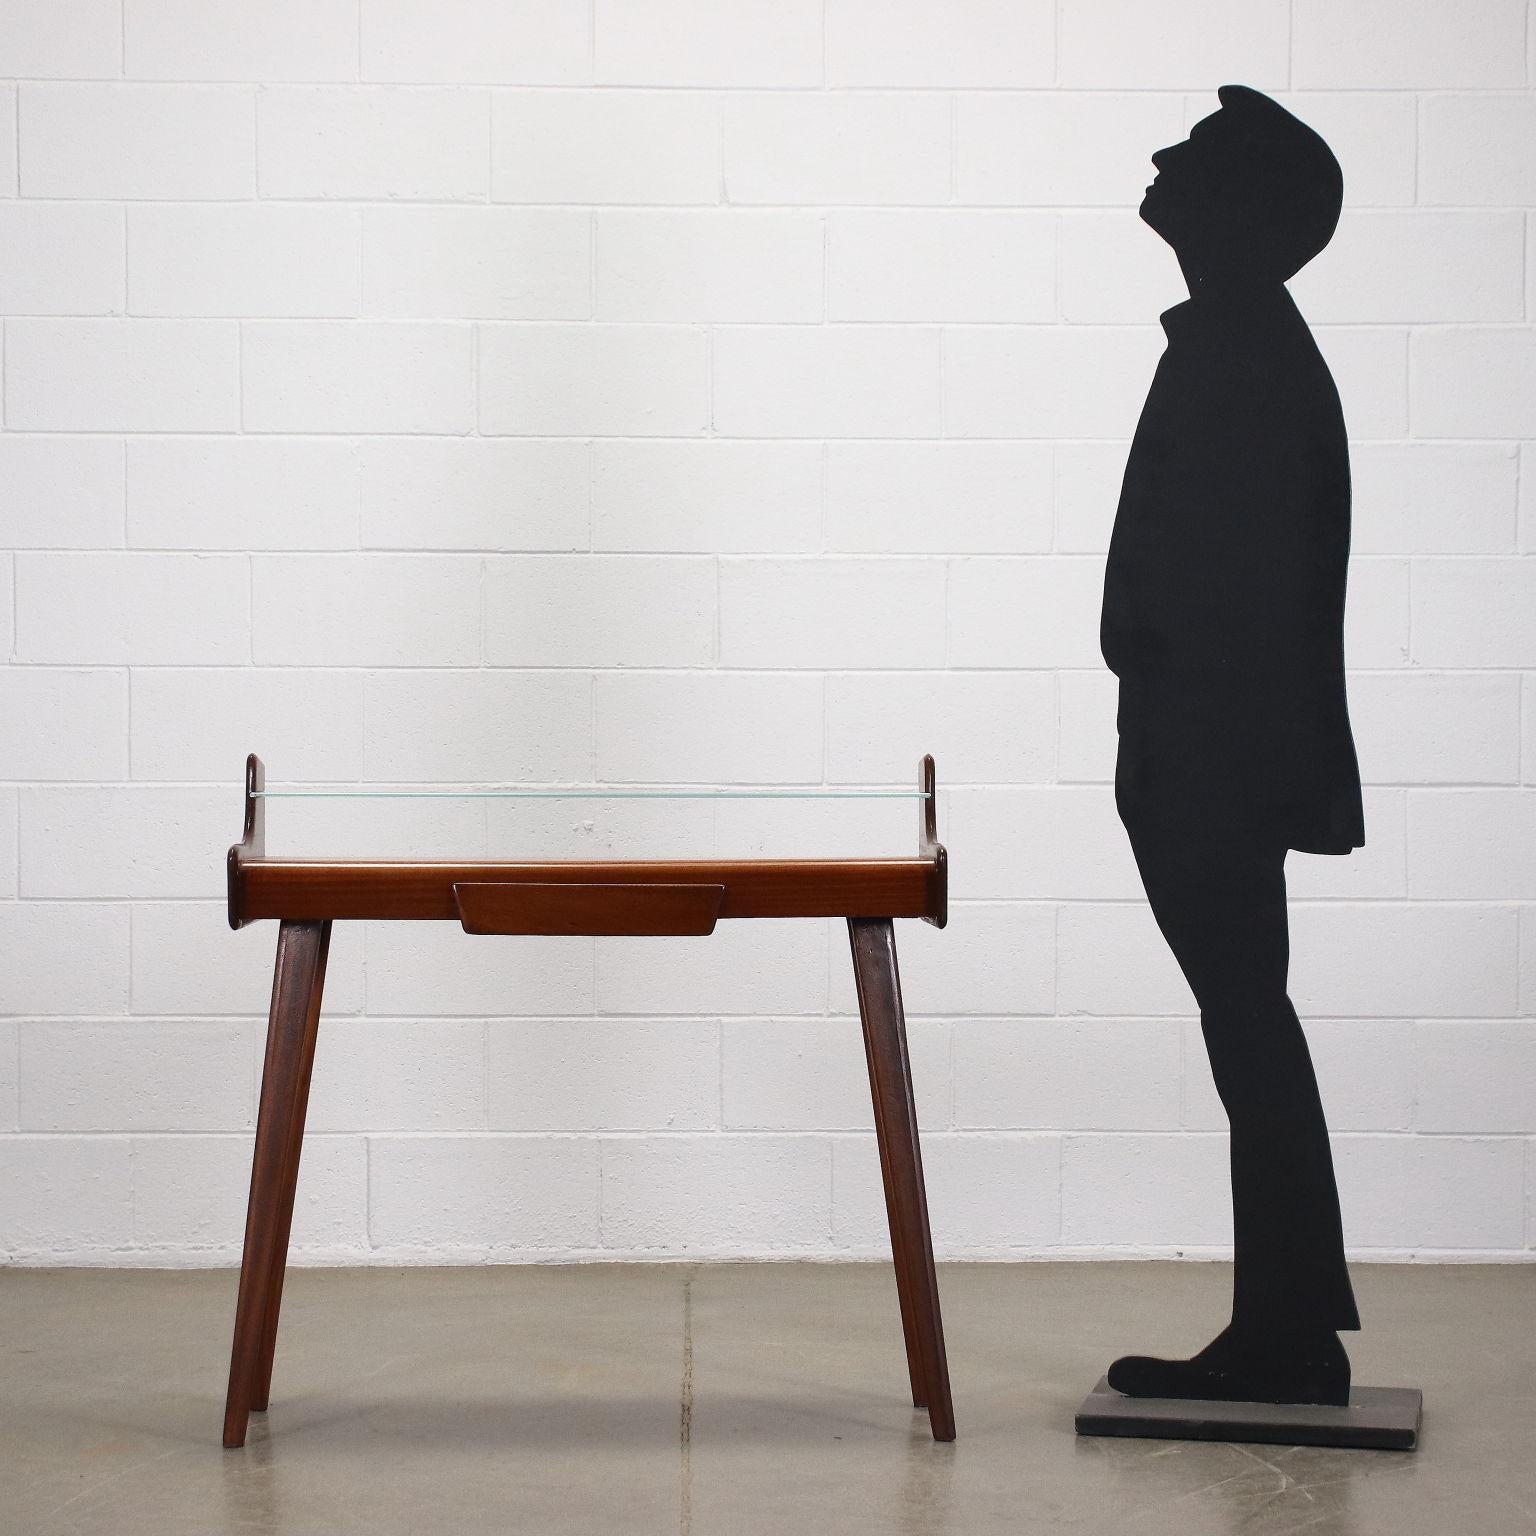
[1100,86,1362,1405]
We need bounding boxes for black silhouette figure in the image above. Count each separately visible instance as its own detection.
[1100,86,1363,1406]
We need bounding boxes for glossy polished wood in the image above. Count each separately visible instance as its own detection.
[849,917,955,1442]
[221,753,954,1446]
[454,879,726,936]
[223,919,330,1449]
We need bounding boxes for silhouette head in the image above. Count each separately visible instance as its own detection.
[1140,85,1342,290]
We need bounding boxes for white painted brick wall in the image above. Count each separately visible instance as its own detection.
[1,1,1532,1267]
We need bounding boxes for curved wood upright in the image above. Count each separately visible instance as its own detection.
[222,754,954,1447]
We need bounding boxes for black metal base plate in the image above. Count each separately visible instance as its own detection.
[1075,1376,1422,1451]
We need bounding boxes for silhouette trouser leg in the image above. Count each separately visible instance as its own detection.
[1120,805,1358,1335]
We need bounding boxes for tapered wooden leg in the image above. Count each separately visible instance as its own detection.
[251,920,330,1413]
[223,920,330,1449]
[848,918,955,1442]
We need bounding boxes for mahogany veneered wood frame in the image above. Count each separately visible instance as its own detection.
[222,753,954,1449]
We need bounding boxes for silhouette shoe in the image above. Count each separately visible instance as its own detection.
[1107,1324,1351,1405]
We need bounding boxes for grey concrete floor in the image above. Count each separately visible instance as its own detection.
[1,1262,1533,1535]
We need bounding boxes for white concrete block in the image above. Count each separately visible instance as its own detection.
[723,93,951,206]
[363,207,590,320]
[242,321,473,434]
[5,319,238,432]
[1286,788,1407,899]
[597,922,829,1017]
[0,438,123,550]
[596,210,822,323]
[14,552,248,665]
[948,557,1106,669]
[252,554,481,666]
[1060,0,1287,88]
[0,903,129,1016]
[21,786,227,900]
[1057,902,1193,1018]
[714,327,941,439]
[1059,210,1189,325]
[833,1133,1062,1253]
[722,1017,947,1131]
[1182,1018,1417,1134]
[955,1017,1181,1131]
[131,669,363,783]
[0,203,123,316]
[129,205,360,319]
[825,0,1053,87]
[1350,443,1517,555]
[363,669,591,783]
[592,441,821,554]
[267,793,486,862]
[1522,906,1536,1018]
[127,0,358,80]
[0,670,125,780]
[0,1137,131,1256]
[491,1019,719,1132]
[718,558,945,669]
[1412,558,1536,668]
[828,211,1054,324]
[1416,1021,1536,1134]
[127,437,361,550]
[601,1135,830,1252]
[305,1018,487,1133]
[1061,1132,1232,1248]
[1294,0,1526,88]
[1335,1136,1526,1250]
[362,438,589,552]
[943,327,1163,441]
[484,554,713,667]
[19,1020,253,1132]
[480,323,708,437]
[130,902,366,1018]
[370,1134,600,1252]
[595,0,821,87]
[946,785,1142,901]
[0,0,120,76]
[485,795,716,864]
[0,1021,15,1131]
[361,0,589,84]
[1057,669,1118,784]
[1524,444,1536,555]
[492,90,721,205]
[826,442,1052,556]
[958,94,1186,207]
[0,788,15,900]
[1054,443,1128,555]
[825,672,1055,786]
[1348,673,1521,785]
[1344,558,1411,668]
[20,84,255,199]
[1411,329,1536,440]
[709,796,916,863]
[1290,902,1518,1018]
[130,1132,368,1254]
[258,87,489,200]
[366,926,594,1016]
[1291,211,1525,324]
[1409,789,1536,899]
[594,673,821,786]
[1312,326,1408,440]
[0,85,14,197]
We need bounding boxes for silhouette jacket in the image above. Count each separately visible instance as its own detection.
[1101,286,1364,854]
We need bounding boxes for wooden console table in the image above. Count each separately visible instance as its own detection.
[221,754,955,1447]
